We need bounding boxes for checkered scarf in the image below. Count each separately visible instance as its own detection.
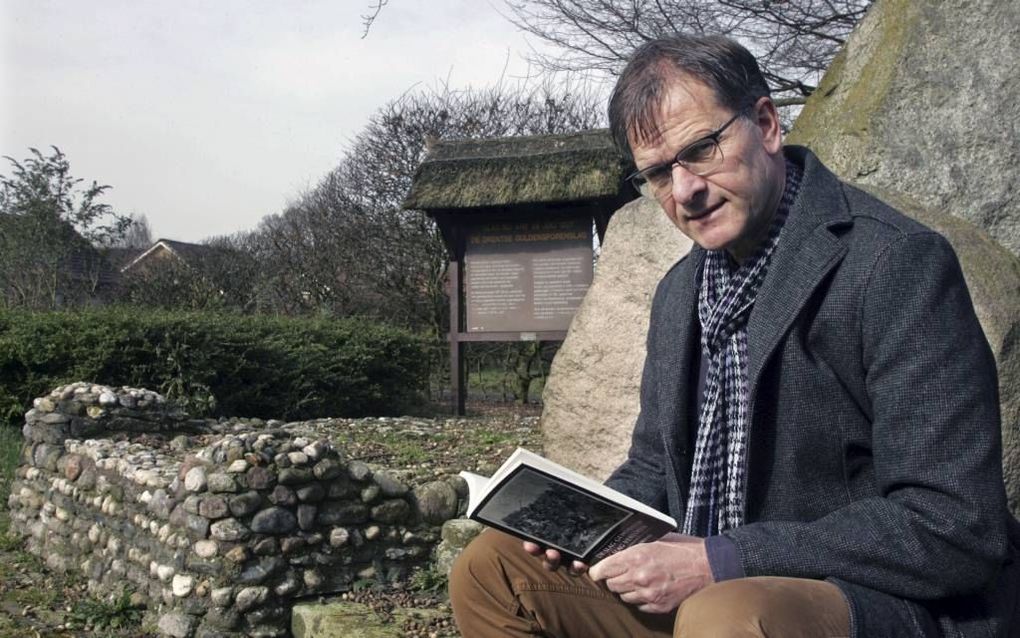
[681,160,801,537]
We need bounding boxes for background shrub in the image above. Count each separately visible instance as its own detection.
[0,308,429,426]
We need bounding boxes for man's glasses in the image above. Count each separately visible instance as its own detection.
[627,111,744,196]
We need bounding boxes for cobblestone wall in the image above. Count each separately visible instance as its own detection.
[6,383,465,638]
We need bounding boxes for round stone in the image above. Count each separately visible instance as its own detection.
[370,499,410,524]
[296,483,325,503]
[158,612,197,638]
[312,458,343,480]
[269,485,297,506]
[440,518,485,548]
[274,572,301,596]
[228,491,263,517]
[157,564,176,582]
[198,496,229,519]
[206,473,238,493]
[211,586,233,607]
[373,471,408,497]
[194,540,218,559]
[172,574,195,597]
[317,501,368,526]
[246,466,275,490]
[252,537,279,556]
[250,507,297,534]
[302,441,329,460]
[297,504,317,531]
[303,569,323,589]
[226,460,249,474]
[234,586,268,612]
[280,536,306,555]
[360,485,381,504]
[329,527,350,547]
[210,518,250,542]
[278,467,313,485]
[413,481,459,524]
[348,461,372,482]
[184,467,208,492]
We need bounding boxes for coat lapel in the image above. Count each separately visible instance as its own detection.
[746,148,852,401]
[654,249,703,507]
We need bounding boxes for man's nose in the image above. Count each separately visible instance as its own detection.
[670,163,707,206]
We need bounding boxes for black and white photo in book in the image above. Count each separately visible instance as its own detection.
[460,448,677,562]
[476,466,632,558]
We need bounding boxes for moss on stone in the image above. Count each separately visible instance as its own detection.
[787,0,918,178]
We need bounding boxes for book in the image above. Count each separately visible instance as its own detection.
[459,448,677,564]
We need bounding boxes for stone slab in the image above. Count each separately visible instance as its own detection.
[291,600,443,638]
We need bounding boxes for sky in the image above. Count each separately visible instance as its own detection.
[1,0,586,242]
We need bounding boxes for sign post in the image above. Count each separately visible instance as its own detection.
[402,129,633,414]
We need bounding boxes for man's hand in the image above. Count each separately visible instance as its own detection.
[587,533,713,614]
[522,541,589,574]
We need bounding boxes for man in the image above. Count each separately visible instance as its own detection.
[450,34,1019,637]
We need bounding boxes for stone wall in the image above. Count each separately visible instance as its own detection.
[6,383,465,638]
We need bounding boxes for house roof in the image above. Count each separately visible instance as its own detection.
[402,129,632,211]
[121,238,219,272]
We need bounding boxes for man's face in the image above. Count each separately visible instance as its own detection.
[628,76,785,262]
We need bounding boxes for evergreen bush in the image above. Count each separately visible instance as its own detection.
[0,308,428,426]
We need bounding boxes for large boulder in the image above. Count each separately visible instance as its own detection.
[786,0,1020,255]
[540,196,692,480]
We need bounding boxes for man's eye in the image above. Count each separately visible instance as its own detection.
[678,139,716,165]
[645,165,672,185]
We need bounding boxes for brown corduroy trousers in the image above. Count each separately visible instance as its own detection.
[450,530,851,638]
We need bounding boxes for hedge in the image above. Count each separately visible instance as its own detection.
[0,308,430,426]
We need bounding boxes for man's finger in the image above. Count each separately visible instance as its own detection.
[522,541,542,556]
[588,554,629,582]
[568,560,588,575]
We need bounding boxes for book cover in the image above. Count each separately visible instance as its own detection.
[460,448,676,563]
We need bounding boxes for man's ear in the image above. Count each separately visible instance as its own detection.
[752,96,783,155]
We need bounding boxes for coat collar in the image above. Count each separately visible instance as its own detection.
[654,147,851,486]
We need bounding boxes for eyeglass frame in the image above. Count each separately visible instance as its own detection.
[626,110,745,195]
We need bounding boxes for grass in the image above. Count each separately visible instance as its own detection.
[0,425,21,508]
[67,589,144,633]
[409,564,448,593]
[464,366,546,403]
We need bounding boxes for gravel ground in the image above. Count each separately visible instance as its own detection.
[0,403,543,638]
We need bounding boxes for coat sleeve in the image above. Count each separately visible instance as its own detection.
[604,277,671,514]
[725,231,1010,600]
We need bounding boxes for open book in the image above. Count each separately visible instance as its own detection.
[460,448,677,564]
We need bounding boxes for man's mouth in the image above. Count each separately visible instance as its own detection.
[683,201,723,222]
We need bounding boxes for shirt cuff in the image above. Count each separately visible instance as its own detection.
[705,535,744,581]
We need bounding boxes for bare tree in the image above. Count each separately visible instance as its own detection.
[361,0,390,38]
[503,0,872,105]
[119,213,154,249]
[249,82,604,336]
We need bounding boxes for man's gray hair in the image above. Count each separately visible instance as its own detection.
[608,34,771,160]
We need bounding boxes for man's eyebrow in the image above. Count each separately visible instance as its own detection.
[644,128,715,167]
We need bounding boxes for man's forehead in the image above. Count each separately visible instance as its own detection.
[628,76,725,150]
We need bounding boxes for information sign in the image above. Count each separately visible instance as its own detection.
[465,218,593,332]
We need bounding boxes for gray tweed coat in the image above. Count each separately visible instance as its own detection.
[606,146,1019,637]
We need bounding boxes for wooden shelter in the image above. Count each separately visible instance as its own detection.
[403,128,635,414]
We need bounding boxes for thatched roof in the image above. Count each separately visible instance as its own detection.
[403,129,631,211]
